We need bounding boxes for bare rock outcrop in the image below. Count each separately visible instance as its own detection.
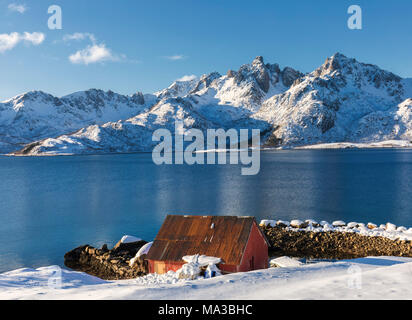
[64,240,148,280]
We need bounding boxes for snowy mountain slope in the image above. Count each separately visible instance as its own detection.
[154,77,200,99]
[0,89,155,153]
[156,57,303,124]
[1,56,300,155]
[188,57,303,124]
[6,56,298,155]
[5,53,412,156]
[255,53,412,147]
[13,98,217,155]
[15,96,270,156]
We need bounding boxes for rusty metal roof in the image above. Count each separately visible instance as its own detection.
[146,215,263,265]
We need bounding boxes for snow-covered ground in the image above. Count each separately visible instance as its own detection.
[259,219,412,241]
[1,256,412,300]
[295,140,412,149]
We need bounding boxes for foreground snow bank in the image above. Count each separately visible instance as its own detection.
[270,257,304,268]
[1,257,412,300]
[260,219,412,241]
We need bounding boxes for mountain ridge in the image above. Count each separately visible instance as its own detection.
[3,53,412,156]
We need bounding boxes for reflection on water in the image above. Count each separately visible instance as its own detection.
[0,149,412,272]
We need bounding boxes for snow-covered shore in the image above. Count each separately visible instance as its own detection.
[294,140,412,150]
[259,219,412,241]
[1,256,412,300]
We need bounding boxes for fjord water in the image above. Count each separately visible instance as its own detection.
[1,150,412,273]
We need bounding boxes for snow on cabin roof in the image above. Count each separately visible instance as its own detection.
[146,215,267,265]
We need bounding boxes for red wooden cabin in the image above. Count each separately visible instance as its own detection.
[146,215,269,274]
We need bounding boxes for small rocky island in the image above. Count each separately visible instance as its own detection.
[64,219,412,280]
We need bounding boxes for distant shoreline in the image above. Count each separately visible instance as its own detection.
[3,140,412,157]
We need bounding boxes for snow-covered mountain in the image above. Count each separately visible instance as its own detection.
[154,77,200,99]
[4,53,412,156]
[8,56,299,155]
[254,53,412,147]
[0,89,156,153]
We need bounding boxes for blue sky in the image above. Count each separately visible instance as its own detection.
[0,0,411,100]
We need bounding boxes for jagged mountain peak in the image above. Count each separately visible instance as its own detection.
[154,77,200,99]
[2,90,62,113]
[252,55,265,65]
[314,53,402,84]
[313,52,356,77]
[6,90,54,103]
[63,88,120,100]
[191,72,221,94]
[233,56,302,94]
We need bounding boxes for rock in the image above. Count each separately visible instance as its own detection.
[332,221,346,227]
[131,92,145,105]
[386,223,397,232]
[281,67,303,87]
[112,239,147,257]
[367,223,377,230]
[227,70,236,78]
[347,222,359,228]
[276,220,290,228]
[290,220,305,228]
[64,239,148,280]
[305,219,318,226]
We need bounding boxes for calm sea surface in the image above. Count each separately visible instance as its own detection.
[1,150,412,273]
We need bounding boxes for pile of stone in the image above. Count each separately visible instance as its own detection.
[262,223,412,260]
[64,239,148,280]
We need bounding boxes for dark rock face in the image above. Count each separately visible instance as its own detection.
[281,67,303,87]
[251,56,271,93]
[227,70,236,78]
[64,240,148,280]
[263,226,412,260]
[191,72,221,94]
[131,92,145,105]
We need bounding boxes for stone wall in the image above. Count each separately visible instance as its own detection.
[264,226,412,259]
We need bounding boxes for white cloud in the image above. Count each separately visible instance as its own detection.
[63,32,96,43]
[22,32,45,45]
[69,44,119,65]
[0,32,45,53]
[0,32,19,52]
[176,75,197,82]
[8,3,27,14]
[66,33,128,66]
[165,54,185,61]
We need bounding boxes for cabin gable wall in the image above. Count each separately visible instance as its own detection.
[238,222,269,272]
